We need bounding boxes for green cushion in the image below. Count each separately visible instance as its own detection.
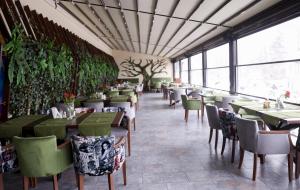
[13,136,73,177]
[107,91,119,97]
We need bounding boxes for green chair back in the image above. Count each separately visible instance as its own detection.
[181,95,188,109]
[13,136,72,177]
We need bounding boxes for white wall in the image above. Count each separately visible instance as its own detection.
[112,50,173,83]
[19,0,112,55]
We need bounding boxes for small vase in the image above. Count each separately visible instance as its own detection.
[276,97,285,109]
[65,102,75,120]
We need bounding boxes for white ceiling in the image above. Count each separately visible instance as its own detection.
[59,0,281,58]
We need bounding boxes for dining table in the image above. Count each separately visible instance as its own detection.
[0,112,124,139]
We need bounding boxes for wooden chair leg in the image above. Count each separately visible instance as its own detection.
[208,128,213,143]
[127,130,131,157]
[108,174,114,190]
[29,177,37,188]
[185,110,189,122]
[197,110,200,119]
[238,147,244,169]
[231,139,236,163]
[23,176,29,190]
[221,137,226,155]
[214,129,219,149]
[296,151,300,179]
[77,174,84,190]
[288,153,293,182]
[133,118,136,131]
[53,175,58,190]
[252,154,257,181]
[122,161,127,185]
[0,173,3,190]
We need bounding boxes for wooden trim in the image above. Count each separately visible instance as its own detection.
[258,130,290,135]
[111,112,124,128]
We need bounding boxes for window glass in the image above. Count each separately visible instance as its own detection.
[190,70,203,85]
[207,68,229,90]
[181,58,188,71]
[237,62,300,103]
[191,53,202,70]
[181,71,189,83]
[238,17,300,65]
[174,61,180,78]
[207,44,229,68]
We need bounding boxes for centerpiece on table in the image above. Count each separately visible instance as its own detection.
[64,92,76,119]
[276,90,290,109]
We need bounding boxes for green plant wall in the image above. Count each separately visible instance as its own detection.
[4,26,73,116]
[4,25,118,117]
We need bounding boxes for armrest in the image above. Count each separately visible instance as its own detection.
[114,137,126,149]
[258,130,289,135]
[57,140,70,149]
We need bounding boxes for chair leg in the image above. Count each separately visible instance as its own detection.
[23,176,29,190]
[288,153,293,182]
[197,110,200,119]
[238,147,244,169]
[0,173,3,190]
[208,128,213,143]
[231,139,236,163]
[296,151,300,179]
[122,161,127,185]
[221,137,226,155]
[77,174,84,190]
[185,110,189,122]
[133,118,136,131]
[53,175,58,190]
[29,177,37,188]
[108,174,114,190]
[127,129,131,157]
[214,129,218,149]
[252,154,257,181]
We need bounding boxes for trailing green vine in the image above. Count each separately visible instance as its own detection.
[4,25,73,116]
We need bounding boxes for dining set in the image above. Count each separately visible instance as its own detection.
[0,87,140,190]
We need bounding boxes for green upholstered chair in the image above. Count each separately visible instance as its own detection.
[13,136,73,190]
[119,90,134,96]
[181,95,201,122]
[107,91,119,97]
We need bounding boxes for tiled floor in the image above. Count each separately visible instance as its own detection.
[3,93,300,189]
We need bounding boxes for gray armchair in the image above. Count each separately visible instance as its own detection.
[169,89,185,109]
[206,104,222,149]
[236,117,293,181]
[215,96,237,111]
[83,101,104,112]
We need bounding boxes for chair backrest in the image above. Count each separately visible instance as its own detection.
[71,135,125,176]
[235,117,259,153]
[181,95,188,109]
[0,144,18,174]
[219,109,236,138]
[110,101,134,116]
[13,136,72,177]
[107,91,119,97]
[171,89,185,101]
[215,96,237,110]
[205,104,220,129]
[189,89,202,98]
[83,102,104,112]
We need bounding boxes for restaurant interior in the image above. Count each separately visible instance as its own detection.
[1,0,300,190]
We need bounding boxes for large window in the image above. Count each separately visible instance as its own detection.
[207,44,229,90]
[180,58,189,83]
[190,53,203,85]
[174,61,180,79]
[237,17,300,103]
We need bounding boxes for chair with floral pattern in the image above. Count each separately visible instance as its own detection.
[219,108,238,163]
[71,135,126,190]
[0,143,18,190]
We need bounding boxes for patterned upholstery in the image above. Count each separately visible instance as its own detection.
[219,109,237,139]
[0,144,18,173]
[71,135,125,176]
